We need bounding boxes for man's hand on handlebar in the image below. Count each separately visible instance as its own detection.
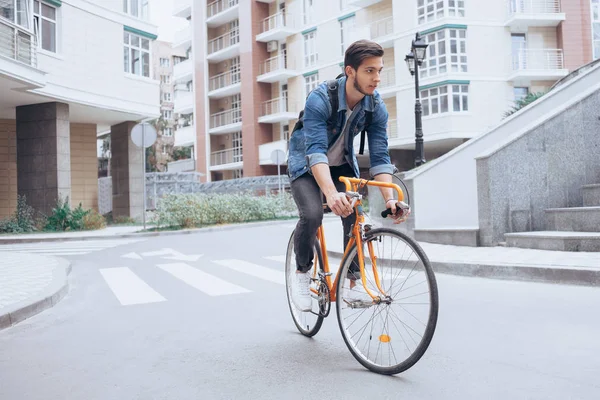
[382,199,411,224]
[326,192,353,218]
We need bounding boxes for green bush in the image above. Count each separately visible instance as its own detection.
[82,209,107,230]
[0,195,36,234]
[44,196,90,232]
[154,192,298,229]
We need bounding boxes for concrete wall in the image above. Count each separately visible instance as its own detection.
[477,89,600,246]
[0,119,17,219]
[70,123,98,210]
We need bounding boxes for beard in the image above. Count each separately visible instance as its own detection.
[353,78,372,96]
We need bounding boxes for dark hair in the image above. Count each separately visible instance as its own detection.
[344,40,384,73]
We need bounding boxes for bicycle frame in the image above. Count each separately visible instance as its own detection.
[312,177,405,303]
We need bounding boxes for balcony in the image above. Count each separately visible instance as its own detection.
[173,0,192,19]
[0,18,45,88]
[259,140,288,166]
[208,70,241,98]
[348,0,383,7]
[377,67,396,98]
[255,0,276,3]
[210,148,243,170]
[209,108,242,134]
[258,97,298,124]
[257,56,299,83]
[173,59,193,83]
[173,25,192,52]
[206,0,239,27]
[505,0,565,30]
[370,17,395,48]
[174,124,195,147]
[256,13,296,43]
[508,48,569,84]
[174,90,194,114]
[207,29,240,62]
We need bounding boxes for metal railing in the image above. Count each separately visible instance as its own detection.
[511,48,564,71]
[370,16,394,40]
[0,18,37,67]
[208,29,240,54]
[209,70,241,91]
[207,0,239,18]
[261,97,296,117]
[259,55,294,75]
[508,0,561,14]
[260,12,293,34]
[210,108,242,128]
[211,147,243,166]
[379,67,395,88]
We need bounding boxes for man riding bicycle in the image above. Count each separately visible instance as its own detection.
[287,40,407,311]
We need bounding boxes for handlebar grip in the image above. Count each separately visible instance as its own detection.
[381,208,393,218]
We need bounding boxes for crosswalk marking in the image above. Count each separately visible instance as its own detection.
[213,260,285,285]
[0,239,146,256]
[99,267,166,306]
[157,263,251,296]
[264,255,286,263]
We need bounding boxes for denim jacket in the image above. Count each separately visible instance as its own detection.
[287,76,395,182]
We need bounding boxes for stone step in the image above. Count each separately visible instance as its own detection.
[505,231,600,252]
[582,184,600,207]
[545,206,600,232]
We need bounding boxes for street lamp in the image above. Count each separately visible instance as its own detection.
[405,32,429,167]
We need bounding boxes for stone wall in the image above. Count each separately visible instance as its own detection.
[0,120,17,218]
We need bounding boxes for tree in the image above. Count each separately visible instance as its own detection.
[503,92,546,119]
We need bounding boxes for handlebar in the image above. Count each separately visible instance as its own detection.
[338,177,405,202]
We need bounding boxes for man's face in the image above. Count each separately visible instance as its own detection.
[349,56,384,96]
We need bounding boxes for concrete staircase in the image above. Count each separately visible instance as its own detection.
[504,183,600,252]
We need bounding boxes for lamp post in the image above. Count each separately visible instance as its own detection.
[405,32,429,167]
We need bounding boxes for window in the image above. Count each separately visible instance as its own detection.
[162,145,168,154]
[0,0,32,29]
[163,92,172,101]
[592,0,600,60]
[231,94,242,123]
[160,75,171,84]
[417,0,465,25]
[513,87,528,102]
[233,169,243,179]
[305,73,319,96]
[163,128,173,137]
[124,31,151,77]
[304,0,315,25]
[420,29,467,78]
[421,84,469,116]
[229,20,240,46]
[282,124,290,142]
[123,0,149,19]
[340,16,355,56]
[162,110,173,120]
[160,58,170,67]
[33,1,57,52]
[232,131,243,163]
[303,30,317,67]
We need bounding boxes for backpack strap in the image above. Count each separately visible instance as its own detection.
[358,110,372,155]
[326,79,339,133]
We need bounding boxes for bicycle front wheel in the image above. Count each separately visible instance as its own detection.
[285,230,325,337]
[336,228,439,375]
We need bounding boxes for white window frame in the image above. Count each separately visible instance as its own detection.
[513,87,529,102]
[592,0,600,60]
[231,94,242,123]
[417,0,465,25]
[123,0,149,20]
[124,31,151,78]
[420,28,467,78]
[421,84,469,117]
[303,30,317,67]
[340,16,355,56]
[162,110,173,120]
[281,124,290,142]
[160,57,170,67]
[232,131,243,163]
[303,0,315,25]
[304,73,319,97]
[33,0,57,53]
[163,127,173,137]
[163,92,172,101]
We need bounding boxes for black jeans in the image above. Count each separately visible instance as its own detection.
[290,164,358,274]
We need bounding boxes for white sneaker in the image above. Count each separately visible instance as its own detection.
[292,272,312,312]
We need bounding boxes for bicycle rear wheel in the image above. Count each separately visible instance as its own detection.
[285,230,325,337]
[336,228,439,375]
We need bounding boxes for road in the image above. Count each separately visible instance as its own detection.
[0,220,599,399]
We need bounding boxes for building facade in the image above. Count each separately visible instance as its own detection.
[172,0,599,182]
[0,0,160,219]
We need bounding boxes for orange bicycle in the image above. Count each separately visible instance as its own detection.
[285,176,439,375]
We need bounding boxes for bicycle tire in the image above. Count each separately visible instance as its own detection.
[285,230,325,337]
[335,228,439,375]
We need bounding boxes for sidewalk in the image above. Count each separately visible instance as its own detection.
[321,220,600,286]
[0,252,71,331]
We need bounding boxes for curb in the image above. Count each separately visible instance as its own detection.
[326,250,600,287]
[0,218,302,244]
[0,257,72,331]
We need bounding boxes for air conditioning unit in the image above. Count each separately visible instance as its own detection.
[267,40,279,52]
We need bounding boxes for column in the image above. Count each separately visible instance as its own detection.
[110,121,143,221]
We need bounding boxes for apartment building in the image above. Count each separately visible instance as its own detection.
[172,0,599,182]
[0,0,160,219]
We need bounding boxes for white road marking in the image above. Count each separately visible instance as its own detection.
[213,259,284,285]
[157,263,251,296]
[99,267,166,306]
[121,252,143,260]
[264,255,286,263]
